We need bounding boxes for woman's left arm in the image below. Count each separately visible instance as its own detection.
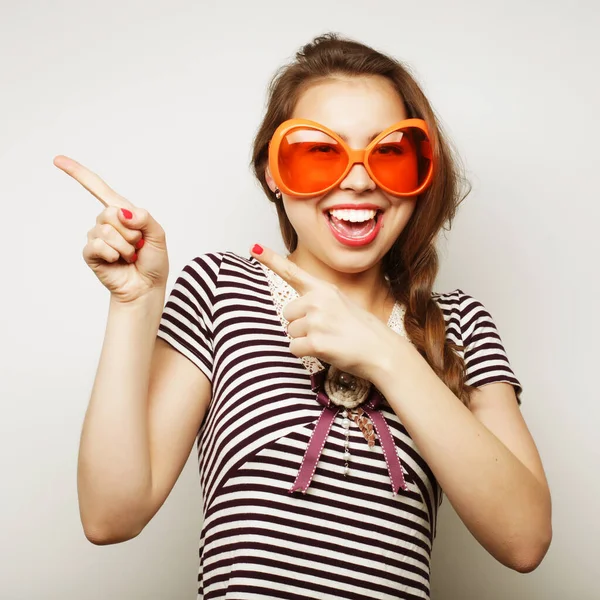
[372,338,552,573]
[250,245,552,573]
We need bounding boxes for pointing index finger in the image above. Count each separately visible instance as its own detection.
[53,155,130,209]
[250,244,317,295]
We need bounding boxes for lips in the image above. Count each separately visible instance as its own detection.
[323,203,384,212]
[324,209,384,247]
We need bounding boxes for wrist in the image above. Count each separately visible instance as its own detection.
[110,287,166,308]
[109,288,166,320]
[369,330,422,392]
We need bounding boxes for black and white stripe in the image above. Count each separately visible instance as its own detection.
[157,251,522,599]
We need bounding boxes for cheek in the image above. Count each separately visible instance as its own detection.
[385,198,418,231]
[282,197,325,230]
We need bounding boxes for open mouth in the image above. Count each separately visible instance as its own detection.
[324,207,384,246]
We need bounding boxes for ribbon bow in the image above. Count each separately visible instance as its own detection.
[289,368,408,496]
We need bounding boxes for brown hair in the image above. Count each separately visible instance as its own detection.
[251,33,476,405]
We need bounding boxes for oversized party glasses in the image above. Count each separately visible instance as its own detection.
[268,118,434,198]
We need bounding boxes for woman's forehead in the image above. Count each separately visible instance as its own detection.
[291,76,407,143]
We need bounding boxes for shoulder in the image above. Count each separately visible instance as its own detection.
[431,287,480,312]
[183,251,225,280]
[180,251,268,292]
[433,288,523,400]
[182,251,262,277]
[430,288,508,348]
[430,288,464,344]
[431,288,494,334]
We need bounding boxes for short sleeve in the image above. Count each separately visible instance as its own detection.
[458,289,523,404]
[156,253,223,383]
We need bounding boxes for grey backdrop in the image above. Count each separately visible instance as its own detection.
[1,0,598,598]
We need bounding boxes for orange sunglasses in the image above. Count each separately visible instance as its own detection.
[268,118,434,198]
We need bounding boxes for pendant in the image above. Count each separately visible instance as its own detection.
[324,366,371,409]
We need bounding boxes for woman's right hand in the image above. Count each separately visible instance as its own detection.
[54,155,169,304]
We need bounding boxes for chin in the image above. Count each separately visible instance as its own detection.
[310,240,390,275]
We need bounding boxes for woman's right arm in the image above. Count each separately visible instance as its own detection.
[54,155,211,545]
[77,292,211,545]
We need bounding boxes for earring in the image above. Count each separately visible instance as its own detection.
[274,188,282,200]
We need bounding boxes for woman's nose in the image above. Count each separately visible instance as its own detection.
[339,163,377,193]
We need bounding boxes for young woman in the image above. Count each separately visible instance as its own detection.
[56,34,551,600]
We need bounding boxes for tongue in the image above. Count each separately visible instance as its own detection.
[330,215,376,238]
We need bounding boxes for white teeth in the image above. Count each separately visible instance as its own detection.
[328,209,377,223]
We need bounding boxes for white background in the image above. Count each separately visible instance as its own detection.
[1,0,598,598]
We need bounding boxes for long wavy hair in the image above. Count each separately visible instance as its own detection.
[251,33,475,405]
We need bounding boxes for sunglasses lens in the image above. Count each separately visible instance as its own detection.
[277,127,348,194]
[368,126,432,194]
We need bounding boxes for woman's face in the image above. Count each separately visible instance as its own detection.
[266,75,418,275]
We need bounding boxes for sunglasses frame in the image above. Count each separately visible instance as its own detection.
[268,118,434,199]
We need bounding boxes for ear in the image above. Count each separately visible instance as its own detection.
[265,166,277,193]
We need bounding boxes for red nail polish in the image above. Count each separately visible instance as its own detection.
[121,208,133,219]
[252,244,263,255]
[132,253,138,262]
[135,238,145,249]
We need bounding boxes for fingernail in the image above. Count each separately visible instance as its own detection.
[135,238,145,250]
[251,244,263,255]
[121,208,133,219]
[132,253,138,262]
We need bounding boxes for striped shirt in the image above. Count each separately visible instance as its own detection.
[157,251,522,600]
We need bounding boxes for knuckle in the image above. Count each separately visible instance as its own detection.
[106,250,120,263]
[102,241,120,261]
[100,223,115,239]
[91,237,104,251]
[97,205,116,224]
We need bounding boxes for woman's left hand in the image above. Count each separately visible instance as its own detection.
[251,244,412,382]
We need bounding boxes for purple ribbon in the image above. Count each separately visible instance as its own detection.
[289,369,408,496]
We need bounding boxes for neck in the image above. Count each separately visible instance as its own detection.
[287,247,395,322]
